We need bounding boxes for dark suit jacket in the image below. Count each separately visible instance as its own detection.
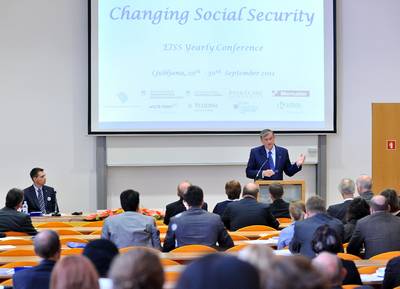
[347,211,400,258]
[212,200,234,217]
[221,198,279,231]
[163,198,208,225]
[342,259,362,285]
[268,199,290,218]
[246,145,301,180]
[289,213,344,258]
[382,256,400,289]
[327,199,353,223]
[163,208,234,252]
[0,207,37,235]
[13,259,56,289]
[23,185,58,214]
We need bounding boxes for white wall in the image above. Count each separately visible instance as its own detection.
[0,0,97,212]
[326,0,400,205]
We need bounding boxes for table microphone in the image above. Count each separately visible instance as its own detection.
[51,190,61,217]
[255,158,269,181]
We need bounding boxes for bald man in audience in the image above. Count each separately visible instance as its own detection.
[13,230,61,289]
[222,183,279,231]
[164,181,208,225]
[313,252,349,289]
[327,178,355,222]
[347,195,400,258]
[356,175,374,201]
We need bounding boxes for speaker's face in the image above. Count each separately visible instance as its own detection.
[261,133,275,151]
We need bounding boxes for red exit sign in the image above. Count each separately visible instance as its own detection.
[387,140,397,150]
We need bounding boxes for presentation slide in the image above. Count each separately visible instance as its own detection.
[90,0,335,133]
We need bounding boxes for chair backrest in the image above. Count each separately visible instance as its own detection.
[228,233,250,241]
[60,238,88,245]
[170,245,217,253]
[161,259,181,266]
[0,249,36,256]
[225,244,248,252]
[0,239,33,245]
[337,253,361,261]
[61,248,84,256]
[0,261,39,268]
[343,242,349,253]
[369,251,400,260]
[277,217,292,223]
[258,232,280,240]
[236,225,277,232]
[158,226,168,233]
[165,271,180,282]
[82,221,104,227]
[55,229,83,235]
[4,231,29,236]
[342,285,361,289]
[90,229,102,235]
[36,222,73,228]
[357,266,379,274]
[119,246,160,255]
[0,279,13,286]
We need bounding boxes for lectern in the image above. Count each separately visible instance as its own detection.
[255,180,305,204]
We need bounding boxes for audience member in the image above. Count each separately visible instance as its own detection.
[327,178,355,222]
[265,255,327,289]
[268,183,290,218]
[277,201,306,249]
[238,245,275,287]
[343,198,370,242]
[289,196,343,258]
[23,167,58,214]
[50,255,99,289]
[101,189,161,249]
[164,181,208,225]
[382,256,400,289]
[347,195,400,258]
[311,225,362,285]
[13,230,61,289]
[83,239,119,279]
[212,180,241,216]
[222,183,279,231]
[109,249,164,289]
[356,175,373,201]
[312,252,346,289]
[176,254,260,289]
[0,188,37,235]
[163,185,233,251]
[380,189,400,216]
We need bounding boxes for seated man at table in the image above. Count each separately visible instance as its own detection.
[268,183,290,218]
[213,180,241,217]
[0,188,37,235]
[221,183,279,231]
[102,189,161,249]
[164,180,208,225]
[312,252,347,289]
[163,185,234,252]
[13,230,61,289]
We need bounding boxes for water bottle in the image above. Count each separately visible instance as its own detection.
[22,201,29,214]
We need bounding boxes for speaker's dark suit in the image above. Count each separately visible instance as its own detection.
[0,207,37,235]
[221,198,279,231]
[327,199,353,222]
[163,198,208,225]
[347,211,400,258]
[163,208,234,252]
[23,185,58,213]
[246,145,301,180]
[13,260,56,289]
[289,213,344,258]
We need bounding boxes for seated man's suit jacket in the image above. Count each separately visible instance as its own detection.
[382,256,400,289]
[347,211,400,259]
[327,199,353,223]
[289,213,344,258]
[246,145,301,180]
[221,197,280,231]
[13,260,56,289]
[163,208,234,252]
[0,207,37,235]
[163,198,208,225]
[23,185,57,214]
[268,199,290,218]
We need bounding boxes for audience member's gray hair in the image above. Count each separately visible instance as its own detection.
[34,230,60,259]
[242,183,259,198]
[312,252,344,287]
[338,178,355,195]
[356,175,373,191]
[289,201,306,221]
[306,196,326,214]
[370,195,389,212]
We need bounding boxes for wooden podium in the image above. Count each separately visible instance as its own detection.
[255,180,305,204]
